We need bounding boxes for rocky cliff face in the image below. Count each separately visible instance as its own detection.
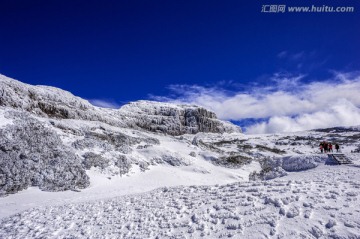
[118,101,241,135]
[0,74,241,135]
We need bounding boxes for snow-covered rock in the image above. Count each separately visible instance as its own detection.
[118,100,241,135]
[0,74,242,196]
[0,74,241,135]
[0,111,89,196]
[250,154,328,180]
[0,74,101,121]
[282,155,327,172]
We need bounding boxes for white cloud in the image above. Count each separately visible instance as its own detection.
[246,99,360,134]
[153,72,360,134]
[88,99,120,109]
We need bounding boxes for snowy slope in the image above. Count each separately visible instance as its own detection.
[1,160,359,238]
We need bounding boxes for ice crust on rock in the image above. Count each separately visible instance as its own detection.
[0,111,89,196]
[0,74,100,120]
[250,154,329,180]
[281,155,324,172]
[118,100,242,135]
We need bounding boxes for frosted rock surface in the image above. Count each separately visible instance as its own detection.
[0,111,89,196]
[119,100,241,135]
[0,75,241,135]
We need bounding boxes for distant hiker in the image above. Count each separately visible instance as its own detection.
[319,144,323,153]
[329,143,333,152]
[323,142,328,153]
[335,143,340,152]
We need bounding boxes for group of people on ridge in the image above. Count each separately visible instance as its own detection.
[319,142,340,153]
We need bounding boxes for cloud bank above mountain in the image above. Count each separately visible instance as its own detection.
[152,72,360,134]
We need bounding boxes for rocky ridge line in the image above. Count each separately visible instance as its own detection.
[0,74,241,135]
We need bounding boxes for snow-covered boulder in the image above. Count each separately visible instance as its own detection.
[0,111,89,196]
[251,154,328,180]
[281,155,326,172]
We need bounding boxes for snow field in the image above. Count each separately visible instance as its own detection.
[0,163,359,239]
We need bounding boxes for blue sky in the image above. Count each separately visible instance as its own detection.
[1,0,359,132]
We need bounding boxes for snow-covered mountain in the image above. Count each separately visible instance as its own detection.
[0,74,359,238]
[0,74,242,195]
[0,74,240,135]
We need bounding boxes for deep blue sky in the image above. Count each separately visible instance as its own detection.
[0,0,359,105]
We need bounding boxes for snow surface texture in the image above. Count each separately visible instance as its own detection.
[1,163,359,239]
